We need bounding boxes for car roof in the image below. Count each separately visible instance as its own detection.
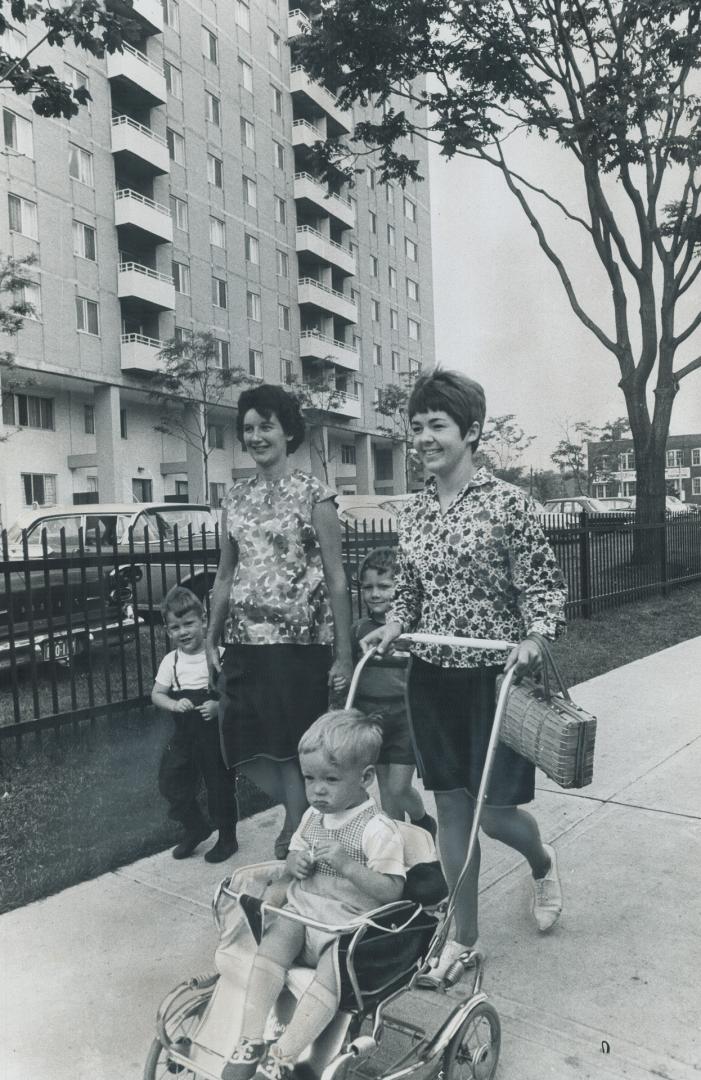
[9,503,214,529]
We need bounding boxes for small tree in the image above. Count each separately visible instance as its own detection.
[530,469,561,503]
[287,367,345,486]
[1,0,130,119]
[374,372,424,492]
[478,414,536,484]
[0,252,37,443]
[550,421,599,494]
[150,333,252,500]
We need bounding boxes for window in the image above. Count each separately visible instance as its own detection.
[692,448,701,467]
[73,220,96,260]
[408,317,420,341]
[162,0,179,30]
[68,144,93,185]
[371,298,380,321]
[273,140,285,169]
[8,193,38,239]
[240,117,255,148]
[272,85,283,115]
[3,108,33,156]
[366,167,375,190]
[278,303,290,331]
[247,291,261,320]
[202,26,218,63]
[280,357,294,385]
[84,404,95,435]
[245,233,259,263]
[248,348,263,377]
[693,477,701,496]
[205,91,221,125]
[22,473,57,507]
[666,449,684,467]
[390,308,399,330]
[243,175,257,207]
[15,279,40,318]
[207,153,223,187]
[120,409,128,439]
[387,223,396,246]
[172,261,190,295]
[174,326,192,346]
[409,356,422,375]
[405,237,418,261]
[2,26,26,57]
[406,277,419,301]
[274,195,286,224]
[76,296,99,335]
[208,424,224,449]
[619,451,635,470]
[170,195,188,230]
[369,210,377,234]
[132,478,153,502]
[167,127,184,164]
[66,65,89,105]
[388,266,397,289]
[269,28,280,58]
[240,57,253,92]
[341,444,356,466]
[174,480,188,498]
[236,0,250,31]
[370,255,378,277]
[13,393,55,430]
[164,60,182,99]
[276,250,289,277]
[385,183,394,205]
[212,276,227,308]
[209,216,226,247]
[210,482,226,507]
[403,196,416,221]
[373,343,382,365]
[391,350,400,373]
[214,338,230,369]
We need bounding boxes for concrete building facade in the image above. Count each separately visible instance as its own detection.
[0,0,434,527]
[588,434,701,506]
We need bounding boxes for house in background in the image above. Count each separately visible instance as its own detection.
[588,435,701,505]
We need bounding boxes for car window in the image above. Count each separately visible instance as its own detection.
[84,514,130,548]
[26,516,83,552]
[131,509,216,542]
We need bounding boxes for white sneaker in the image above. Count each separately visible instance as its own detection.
[416,938,480,989]
[532,843,562,932]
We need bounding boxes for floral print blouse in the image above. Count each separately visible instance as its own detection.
[387,468,566,668]
[222,470,336,646]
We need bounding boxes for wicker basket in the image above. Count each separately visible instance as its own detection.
[499,635,597,789]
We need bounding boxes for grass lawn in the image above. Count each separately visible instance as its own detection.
[2,580,701,915]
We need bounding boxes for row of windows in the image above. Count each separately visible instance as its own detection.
[597,449,701,470]
[163,0,280,52]
[369,241,418,277]
[367,170,417,217]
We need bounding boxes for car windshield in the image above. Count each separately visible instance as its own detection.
[131,509,217,541]
[24,516,83,551]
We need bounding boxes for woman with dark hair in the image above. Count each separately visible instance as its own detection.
[206,385,353,858]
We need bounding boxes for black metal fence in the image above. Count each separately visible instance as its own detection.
[2,512,700,745]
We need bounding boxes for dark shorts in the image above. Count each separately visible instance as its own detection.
[407,656,535,806]
[356,696,416,766]
[218,643,331,768]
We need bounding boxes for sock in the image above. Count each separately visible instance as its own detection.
[275,978,339,1061]
[241,954,288,1041]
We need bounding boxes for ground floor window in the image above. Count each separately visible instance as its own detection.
[209,482,226,507]
[341,444,356,465]
[175,480,188,499]
[22,473,57,506]
[132,478,153,502]
[692,477,701,496]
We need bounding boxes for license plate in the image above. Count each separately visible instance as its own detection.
[42,638,71,662]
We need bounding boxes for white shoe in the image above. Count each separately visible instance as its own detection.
[532,843,562,932]
[416,938,480,989]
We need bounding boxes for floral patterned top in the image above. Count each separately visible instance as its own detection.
[387,468,566,668]
[222,470,336,646]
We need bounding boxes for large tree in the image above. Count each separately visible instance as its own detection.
[297,1,701,531]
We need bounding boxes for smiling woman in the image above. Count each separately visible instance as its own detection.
[205,385,353,859]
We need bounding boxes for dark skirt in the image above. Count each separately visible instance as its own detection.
[218,643,332,768]
[407,656,535,806]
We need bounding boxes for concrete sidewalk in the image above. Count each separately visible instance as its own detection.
[2,638,700,1080]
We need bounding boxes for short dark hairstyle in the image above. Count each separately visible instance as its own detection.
[359,546,397,582]
[235,384,306,454]
[161,585,205,622]
[408,369,486,451]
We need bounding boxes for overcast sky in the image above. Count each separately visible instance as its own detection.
[428,142,701,471]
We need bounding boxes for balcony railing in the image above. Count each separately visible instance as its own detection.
[298,277,356,307]
[292,118,321,138]
[300,330,358,356]
[297,226,349,256]
[115,188,171,217]
[111,115,166,145]
[118,40,164,76]
[118,261,173,284]
[290,64,340,107]
[121,333,164,349]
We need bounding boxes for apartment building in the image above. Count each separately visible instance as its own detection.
[0,0,434,528]
[588,434,701,506]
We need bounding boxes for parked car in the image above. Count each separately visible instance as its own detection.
[335,494,415,531]
[541,495,635,533]
[604,494,701,517]
[0,503,218,668]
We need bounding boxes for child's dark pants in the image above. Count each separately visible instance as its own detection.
[158,688,237,834]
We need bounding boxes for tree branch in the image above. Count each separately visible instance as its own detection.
[673,355,701,382]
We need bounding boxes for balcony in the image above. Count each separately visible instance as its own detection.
[292,118,322,150]
[114,189,173,244]
[290,66,351,135]
[294,172,355,229]
[288,8,311,37]
[300,331,359,372]
[120,333,165,373]
[118,262,175,311]
[111,115,169,175]
[302,383,362,419]
[106,0,163,34]
[298,277,357,324]
[106,41,166,106]
[296,226,355,276]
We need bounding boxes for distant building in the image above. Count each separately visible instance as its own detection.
[588,434,701,505]
[0,0,434,527]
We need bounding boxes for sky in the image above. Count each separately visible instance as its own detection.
[428,141,701,472]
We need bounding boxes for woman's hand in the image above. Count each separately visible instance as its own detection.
[504,637,542,681]
[205,639,222,684]
[360,620,403,657]
[287,849,314,880]
[329,655,353,695]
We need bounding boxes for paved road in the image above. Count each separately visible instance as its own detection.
[1,637,700,1079]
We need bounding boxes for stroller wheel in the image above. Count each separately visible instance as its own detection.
[143,1037,199,1080]
[143,988,213,1080]
[440,1000,500,1080]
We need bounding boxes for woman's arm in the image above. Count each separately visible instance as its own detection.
[205,509,238,681]
[312,498,353,687]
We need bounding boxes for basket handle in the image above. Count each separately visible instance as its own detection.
[527,632,571,703]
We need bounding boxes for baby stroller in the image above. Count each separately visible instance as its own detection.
[144,635,518,1080]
